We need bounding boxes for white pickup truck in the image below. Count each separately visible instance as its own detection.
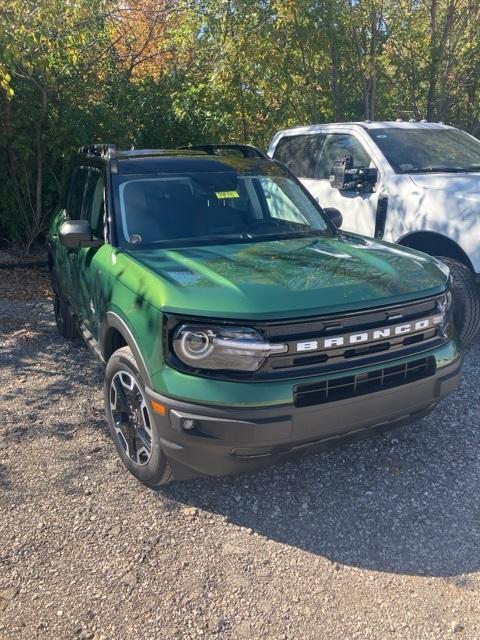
[268,121,480,343]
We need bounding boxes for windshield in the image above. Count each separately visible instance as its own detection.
[368,128,480,174]
[113,172,332,249]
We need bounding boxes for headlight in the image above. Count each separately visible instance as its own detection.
[442,289,453,314]
[432,256,451,279]
[173,324,287,371]
[436,289,453,335]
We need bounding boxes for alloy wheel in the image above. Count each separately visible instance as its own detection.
[109,370,153,465]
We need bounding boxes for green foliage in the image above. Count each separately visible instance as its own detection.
[1,0,480,250]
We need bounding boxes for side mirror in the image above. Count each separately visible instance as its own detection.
[324,207,343,229]
[59,220,103,249]
[330,155,377,193]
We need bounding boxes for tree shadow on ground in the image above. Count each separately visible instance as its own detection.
[0,465,11,491]
[162,351,480,578]
[3,299,479,579]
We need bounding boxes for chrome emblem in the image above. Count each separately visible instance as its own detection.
[296,315,443,353]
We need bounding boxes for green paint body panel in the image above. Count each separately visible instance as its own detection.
[124,234,448,319]
[151,339,460,407]
[48,210,458,408]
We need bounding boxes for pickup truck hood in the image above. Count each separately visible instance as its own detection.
[409,172,480,193]
[125,235,448,320]
[401,174,480,272]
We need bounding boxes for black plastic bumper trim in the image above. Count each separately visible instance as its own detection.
[144,354,462,480]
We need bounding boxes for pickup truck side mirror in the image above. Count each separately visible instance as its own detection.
[59,220,103,249]
[330,155,378,193]
[323,207,343,229]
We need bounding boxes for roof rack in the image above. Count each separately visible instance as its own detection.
[79,144,117,158]
[179,144,268,159]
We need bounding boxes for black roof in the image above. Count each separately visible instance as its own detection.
[77,143,284,177]
[116,154,281,176]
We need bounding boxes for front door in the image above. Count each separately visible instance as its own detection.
[302,132,379,237]
[75,167,108,338]
[56,166,90,313]
[272,131,380,237]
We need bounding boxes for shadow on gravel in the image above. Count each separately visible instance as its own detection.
[4,298,479,578]
[0,465,11,491]
[162,347,480,579]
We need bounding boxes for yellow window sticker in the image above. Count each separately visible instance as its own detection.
[215,190,240,199]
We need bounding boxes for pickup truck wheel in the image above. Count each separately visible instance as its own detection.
[104,346,174,487]
[437,257,480,345]
[53,293,80,340]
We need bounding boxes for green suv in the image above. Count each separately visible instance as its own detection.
[47,143,462,486]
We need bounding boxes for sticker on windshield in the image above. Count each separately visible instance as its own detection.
[215,191,240,199]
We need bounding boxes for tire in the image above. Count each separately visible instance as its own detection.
[437,256,480,345]
[53,292,80,340]
[104,346,174,487]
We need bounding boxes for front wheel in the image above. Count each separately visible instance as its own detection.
[104,346,174,487]
[437,257,480,345]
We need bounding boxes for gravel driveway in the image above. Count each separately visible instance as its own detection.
[1,283,479,640]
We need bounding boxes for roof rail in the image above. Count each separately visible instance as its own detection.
[79,143,117,158]
[179,144,268,159]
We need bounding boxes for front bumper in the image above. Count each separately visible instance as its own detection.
[145,352,462,480]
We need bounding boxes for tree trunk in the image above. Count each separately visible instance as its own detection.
[330,38,342,121]
[366,5,378,120]
[34,85,48,233]
[426,0,438,120]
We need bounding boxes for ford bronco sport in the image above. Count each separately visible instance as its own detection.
[269,121,480,344]
[47,143,462,486]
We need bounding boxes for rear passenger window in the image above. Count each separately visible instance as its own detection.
[273,134,325,178]
[315,133,371,179]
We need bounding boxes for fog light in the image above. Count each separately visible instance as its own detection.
[182,418,196,431]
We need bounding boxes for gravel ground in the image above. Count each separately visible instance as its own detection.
[1,278,479,639]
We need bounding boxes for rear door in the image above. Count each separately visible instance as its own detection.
[272,131,380,237]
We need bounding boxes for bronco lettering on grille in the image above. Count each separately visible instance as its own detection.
[296,315,443,353]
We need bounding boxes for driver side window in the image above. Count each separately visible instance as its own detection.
[66,167,89,219]
[315,134,371,180]
[258,177,309,224]
[82,169,106,239]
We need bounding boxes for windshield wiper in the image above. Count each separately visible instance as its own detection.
[132,229,330,248]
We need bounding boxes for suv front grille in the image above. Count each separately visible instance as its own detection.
[294,357,436,407]
[256,294,447,378]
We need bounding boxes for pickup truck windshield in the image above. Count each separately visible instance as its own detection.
[114,173,332,248]
[368,128,480,174]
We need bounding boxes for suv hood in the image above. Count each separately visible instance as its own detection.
[124,235,448,320]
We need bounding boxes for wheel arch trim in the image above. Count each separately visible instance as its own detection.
[396,231,475,273]
[101,311,152,386]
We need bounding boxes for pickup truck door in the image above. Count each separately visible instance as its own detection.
[272,131,380,237]
[303,132,379,237]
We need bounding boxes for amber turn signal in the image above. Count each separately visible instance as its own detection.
[150,399,167,415]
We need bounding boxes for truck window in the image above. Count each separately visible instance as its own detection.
[273,134,325,178]
[368,127,480,173]
[315,133,371,179]
[66,167,89,219]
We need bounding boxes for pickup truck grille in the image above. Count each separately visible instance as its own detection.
[255,294,447,378]
[294,357,436,407]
